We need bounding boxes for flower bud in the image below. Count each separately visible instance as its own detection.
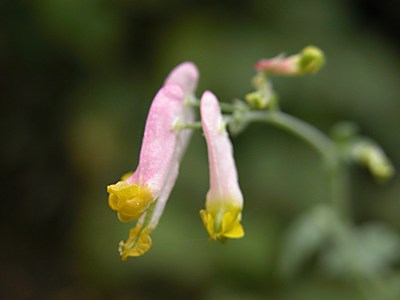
[255,46,325,76]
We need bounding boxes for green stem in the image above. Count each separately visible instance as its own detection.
[241,111,333,157]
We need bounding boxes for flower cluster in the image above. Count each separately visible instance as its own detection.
[106,46,394,261]
[107,62,244,259]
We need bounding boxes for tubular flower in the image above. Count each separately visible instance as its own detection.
[107,85,184,223]
[107,62,199,259]
[144,62,199,229]
[199,91,244,242]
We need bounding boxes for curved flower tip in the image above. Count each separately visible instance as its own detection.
[164,62,199,95]
[119,225,152,260]
[200,91,244,242]
[107,85,185,223]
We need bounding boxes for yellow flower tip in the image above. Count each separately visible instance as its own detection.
[200,208,244,242]
[119,225,152,260]
[107,180,154,222]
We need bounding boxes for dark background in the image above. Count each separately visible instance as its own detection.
[1,0,400,299]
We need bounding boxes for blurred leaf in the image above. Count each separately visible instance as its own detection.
[322,223,400,277]
[279,204,335,278]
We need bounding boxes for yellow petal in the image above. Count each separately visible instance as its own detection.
[223,213,244,238]
[200,209,215,240]
[107,181,139,200]
[108,193,119,211]
[200,207,244,241]
[107,180,154,222]
[119,225,152,260]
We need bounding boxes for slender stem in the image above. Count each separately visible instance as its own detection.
[241,110,333,157]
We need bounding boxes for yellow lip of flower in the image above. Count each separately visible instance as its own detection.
[107,181,154,223]
[200,203,244,242]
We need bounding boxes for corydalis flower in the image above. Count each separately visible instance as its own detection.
[107,86,184,223]
[200,91,244,241]
[108,62,199,259]
[139,62,198,232]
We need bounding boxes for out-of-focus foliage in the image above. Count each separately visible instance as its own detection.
[1,0,400,299]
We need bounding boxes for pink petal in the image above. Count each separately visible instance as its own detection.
[149,63,199,227]
[164,62,199,95]
[127,85,185,196]
[200,91,243,205]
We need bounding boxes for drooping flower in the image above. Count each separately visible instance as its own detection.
[107,62,199,259]
[199,91,244,241]
[107,85,185,223]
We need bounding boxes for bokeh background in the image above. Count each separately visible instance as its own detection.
[2,0,400,299]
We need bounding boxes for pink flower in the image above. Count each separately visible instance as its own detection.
[107,85,185,222]
[145,62,199,230]
[107,62,199,259]
[199,91,244,241]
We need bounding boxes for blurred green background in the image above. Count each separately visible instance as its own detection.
[1,0,400,299]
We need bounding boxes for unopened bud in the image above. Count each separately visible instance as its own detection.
[255,46,325,76]
[246,73,277,109]
[245,91,277,109]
